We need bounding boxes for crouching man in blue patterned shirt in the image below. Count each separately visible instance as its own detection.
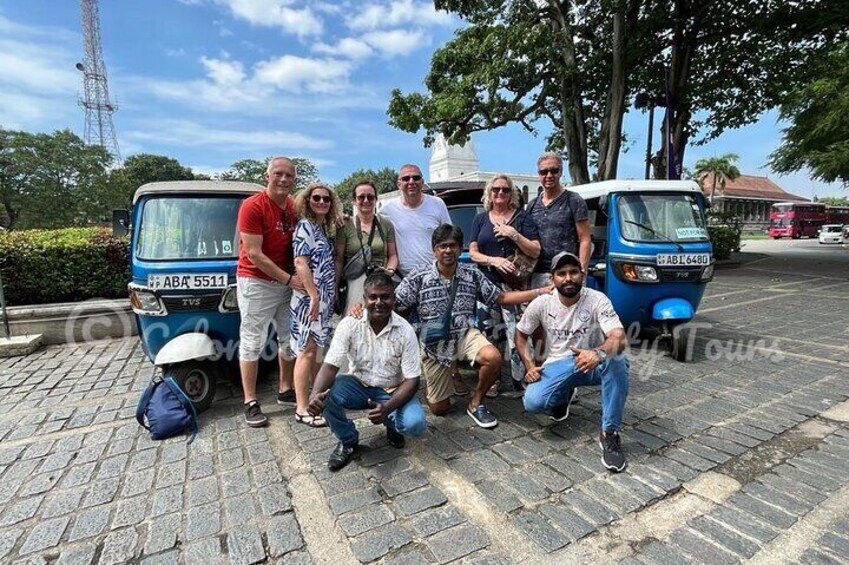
[395,224,548,429]
[308,272,426,472]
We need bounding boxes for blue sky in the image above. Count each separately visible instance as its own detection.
[0,0,843,198]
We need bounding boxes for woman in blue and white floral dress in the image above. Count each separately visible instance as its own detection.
[291,183,342,427]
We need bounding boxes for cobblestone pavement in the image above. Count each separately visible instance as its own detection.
[1,249,848,564]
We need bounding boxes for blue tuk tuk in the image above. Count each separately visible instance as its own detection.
[116,180,264,411]
[576,180,714,361]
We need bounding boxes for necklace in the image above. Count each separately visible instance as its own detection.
[491,209,512,225]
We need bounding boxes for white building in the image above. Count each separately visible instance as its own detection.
[428,134,543,197]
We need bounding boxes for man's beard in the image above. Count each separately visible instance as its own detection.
[556,281,582,298]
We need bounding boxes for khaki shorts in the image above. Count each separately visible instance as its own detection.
[423,329,492,404]
[237,276,294,362]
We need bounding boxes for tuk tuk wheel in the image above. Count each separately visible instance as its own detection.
[167,361,219,413]
[670,324,694,362]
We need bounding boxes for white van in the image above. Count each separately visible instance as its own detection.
[818,224,845,244]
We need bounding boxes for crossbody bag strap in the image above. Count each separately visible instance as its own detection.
[441,273,461,326]
[162,377,199,444]
[135,380,159,431]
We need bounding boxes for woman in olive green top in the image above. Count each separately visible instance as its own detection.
[335,180,399,314]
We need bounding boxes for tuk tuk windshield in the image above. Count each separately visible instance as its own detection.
[136,196,244,260]
[618,193,708,243]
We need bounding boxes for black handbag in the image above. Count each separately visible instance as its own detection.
[419,275,460,348]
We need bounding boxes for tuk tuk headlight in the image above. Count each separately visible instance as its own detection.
[701,264,715,281]
[220,285,239,312]
[621,263,659,282]
[128,286,165,315]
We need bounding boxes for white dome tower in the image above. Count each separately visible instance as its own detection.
[429,133,479,182]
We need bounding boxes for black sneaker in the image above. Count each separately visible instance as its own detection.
[599,430,627,472]
[328,441,357,471]
[276,389,296,405]
[549,388,577,422]
[386,426,405,449]
[244,401,268,428]
[467,404,498,429]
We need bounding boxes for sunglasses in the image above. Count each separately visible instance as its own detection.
[491,186,511,194]
[399,175,422,182]
[310,194,332,203]
[538,167,561,176]
[355,194,376,202]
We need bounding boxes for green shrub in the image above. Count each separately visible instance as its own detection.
[0,228,129,306]
[706,209,742,261]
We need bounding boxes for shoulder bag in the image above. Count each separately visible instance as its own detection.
[419,274,461,349]
[342,216,380,280]
[502,208,538,289]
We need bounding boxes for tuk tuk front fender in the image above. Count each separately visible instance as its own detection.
[154,333,217,367]
[652,298,694,321]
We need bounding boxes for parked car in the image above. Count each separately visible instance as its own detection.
[818,224,845,244]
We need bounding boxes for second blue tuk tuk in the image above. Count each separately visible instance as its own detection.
[576,180,714,361]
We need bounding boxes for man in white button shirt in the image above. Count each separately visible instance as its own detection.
[308,272,425,471]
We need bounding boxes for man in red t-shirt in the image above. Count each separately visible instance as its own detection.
[237,156,306,427]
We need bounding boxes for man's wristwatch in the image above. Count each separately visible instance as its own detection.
[594,348,608,363]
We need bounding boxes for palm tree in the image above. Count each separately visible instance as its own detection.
[694,154,742,204]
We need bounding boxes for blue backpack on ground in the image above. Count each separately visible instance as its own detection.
[136,377,198,443]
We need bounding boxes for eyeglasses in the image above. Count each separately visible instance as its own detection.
[310,194,332,203]
[538,167,561,177]
[355,194,376,202]
[399,175,422,182]
[435,242,459,251]
[491,186,511,194]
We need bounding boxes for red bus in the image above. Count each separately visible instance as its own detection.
[769,202,826,239]
[826,206,849,226]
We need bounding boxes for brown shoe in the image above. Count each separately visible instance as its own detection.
[452,373,470,396]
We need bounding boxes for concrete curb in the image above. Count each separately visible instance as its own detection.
[4,298,136,345]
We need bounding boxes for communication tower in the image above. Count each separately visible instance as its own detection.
[76,0,121,163]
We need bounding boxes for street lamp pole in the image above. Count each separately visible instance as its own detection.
[635,93,665,180]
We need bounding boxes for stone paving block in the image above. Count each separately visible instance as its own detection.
[628,463,681,493]
[258,483,293,516]
[156,461,187,486]
[776,463,842,493]
[723,421,773,442]
[542,453,596,484]
[664,447,715,472]
[224,493,259,527]
[221,468,252,498]
[580,479,643,515]
[227,524,267,565]
[448,455,489,483]
[267,513,305,557]
[526,463,573,493]
[424,433,462,460]
[477,479,524,512]
[144,513,180,554]
[0,494,43,526]
[379,471,429,497]
[120,468,155,498]
[757,473,826,507]
[186,477,219,507]
[492,442,535,466]
[183,537,226,565]
[40,452,75,474]
[608,474,665,507]
[818,532,849,557]
[465,555,513,565]
[161,442,188,463]
[55,543,97,565]
[350,523,412,563]
[246,442,276,465]
[380,549,431,565]
[328,487,381,516]
[678,441,731,464]
[799,548,843,565]
[68,505,111,541]
[504,473,550,503]
[512,511,569,553]
[140,550,180,565]
[539,503,594,541]
[21,472,63,497]
[742,482,813,516]
[151,485,183,517]
[217,448,245,471]
[447,430,483,451]
[338,504,395,537]
[634,539,692,565]
[559,490,618,527]
[112,495,147,529]
[667,528,739,565]
[727,492,797,530]
[252,461,284,488]
[185,502,221,541]
[689,515,760,558]
[407,505,466,538]
[393,485,448,517]
[425,523,489,564]
[695,434,748,457]
[321,471,369,497]
[99,527,140,565]
[19,516,70,555]
[188,453,214,479]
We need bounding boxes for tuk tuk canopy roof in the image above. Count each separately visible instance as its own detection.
[132,181,264,205]
[571,180,702,201]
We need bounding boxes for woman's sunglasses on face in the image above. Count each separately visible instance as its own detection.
[491,186,511,194]
[311,194,332,204]
[356,194,376,202]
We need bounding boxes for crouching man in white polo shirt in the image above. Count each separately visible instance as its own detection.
[308,272,426,472]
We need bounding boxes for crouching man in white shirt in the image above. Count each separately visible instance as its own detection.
[516,251,630,472]
[308,272,425,472]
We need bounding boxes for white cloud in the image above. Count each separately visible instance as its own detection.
[124,119,332,150]
[254,55,354,93]
[362,29,428,58]
[346,0,453,31]
[200,56,246,85]
[211,0,323,38]
[312,37,373,60]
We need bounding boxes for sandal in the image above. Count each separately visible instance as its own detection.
[295,412,327,428]
[452,373,470,396]
[485,382,499,398]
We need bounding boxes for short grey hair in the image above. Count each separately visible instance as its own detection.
[536,152,563,170]
[266,156,295,175]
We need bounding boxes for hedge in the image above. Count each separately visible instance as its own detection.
[0,228,129,306]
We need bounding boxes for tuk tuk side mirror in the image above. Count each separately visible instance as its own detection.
[112,209,130,238]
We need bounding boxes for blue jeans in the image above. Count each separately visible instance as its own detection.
[323,375,427,447]
[523,355,629,432]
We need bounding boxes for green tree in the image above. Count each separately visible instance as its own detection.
[816,196,849,205]
[694,154,741,204]
[219,157,319,192]
[0,128,113,229]
[388,0,847,184]
[111,153,195,204]
[334,167,398,208]
[769,43,849,186]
